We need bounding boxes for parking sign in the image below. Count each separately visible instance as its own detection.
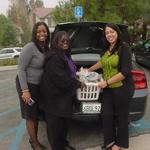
[74,6,83,18]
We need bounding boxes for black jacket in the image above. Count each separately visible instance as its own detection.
[40,52,80,117]
[118,43,134,90]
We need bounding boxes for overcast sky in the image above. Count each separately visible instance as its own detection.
[0,0,68,15]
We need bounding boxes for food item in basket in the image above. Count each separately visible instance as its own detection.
[76,70,101,83]
[86,72,101,82]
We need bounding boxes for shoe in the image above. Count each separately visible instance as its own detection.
[29,139,47,150]
[101,143,115,150]
[40,144,47,149]
[64,145,76,150]
[29,139,35,150]
[101,145,110,150]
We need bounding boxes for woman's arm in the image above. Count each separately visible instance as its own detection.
[119,44,132,77]
[98,44,132,88]
[97,71,125,89]
[108,44,132,84]
[18,43,33,90]
[46,54,81,90]
[88,61,101,72]
[106,72,125,85]
[18,43,33,103]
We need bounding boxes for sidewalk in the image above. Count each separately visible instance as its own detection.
[84,133,150,150]
[0,65,17,71]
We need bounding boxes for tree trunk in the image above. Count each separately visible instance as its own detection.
[142,23,147,40]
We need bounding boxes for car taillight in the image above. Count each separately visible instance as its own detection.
[132,70,147,90]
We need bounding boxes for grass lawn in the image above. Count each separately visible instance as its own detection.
[0,58,18,66]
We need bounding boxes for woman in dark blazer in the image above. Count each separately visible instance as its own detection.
[40,31,82,150]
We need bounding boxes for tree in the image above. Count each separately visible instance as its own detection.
[8,0,31,44]
[52,0,150,42]
[0,14,17,47]
[52,0,122,23]
[35,0,44,7]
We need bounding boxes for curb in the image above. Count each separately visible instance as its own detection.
[0,65,17,71]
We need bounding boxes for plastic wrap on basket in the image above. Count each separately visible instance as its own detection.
[76,70,102,101]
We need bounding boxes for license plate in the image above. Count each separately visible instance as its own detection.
[82,102,101,114]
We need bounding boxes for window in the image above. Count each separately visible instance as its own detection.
[6,49,14,53]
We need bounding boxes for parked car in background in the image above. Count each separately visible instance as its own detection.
[0,47,22,59]
[53,22,148,122]
[133,38,150,67]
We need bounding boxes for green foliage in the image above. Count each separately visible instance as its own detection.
[52,1,76,23]
[52,0,123,23]
[52,0,150,42]
[0,58,18,66]
[35,0,44,7]
[19,16,32,44]
[8,0,32,44]
[0,15,17,47]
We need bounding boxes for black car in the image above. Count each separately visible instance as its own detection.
[53,22,148,121]
[133,38,150,67]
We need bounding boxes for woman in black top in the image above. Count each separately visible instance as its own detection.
[88,23,134,150]
[40,31,82,150]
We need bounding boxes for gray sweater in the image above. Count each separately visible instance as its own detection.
[18,42,45,90]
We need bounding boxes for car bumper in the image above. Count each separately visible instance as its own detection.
[129,95,147,121]
[72,95,147,122]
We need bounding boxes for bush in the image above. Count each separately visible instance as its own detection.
[0,58,18,66]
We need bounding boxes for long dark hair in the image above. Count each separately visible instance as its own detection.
[103,23,123,55]
[32,21,50,52]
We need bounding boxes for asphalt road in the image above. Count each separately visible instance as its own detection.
[0,67,150,150]
[143,67,150,122]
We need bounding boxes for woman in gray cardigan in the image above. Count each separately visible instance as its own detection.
[16,22,50,150]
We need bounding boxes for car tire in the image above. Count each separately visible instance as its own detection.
[14,56,19,59]
[135,56,140,64]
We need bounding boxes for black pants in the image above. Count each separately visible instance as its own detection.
[45,113,69,150]
[101,86,133,148]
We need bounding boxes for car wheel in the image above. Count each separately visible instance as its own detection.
[14,56,19,59]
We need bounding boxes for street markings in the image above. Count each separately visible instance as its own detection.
[0,105,19,117]
[0,106,26,150]
[129,118,150,136]
[10,120,25,150]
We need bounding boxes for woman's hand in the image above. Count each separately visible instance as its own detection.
[22,91,31,104]
[97,80,107,88]
[88,61,101,72]
[80,82,86,90]
[87,68,91,72]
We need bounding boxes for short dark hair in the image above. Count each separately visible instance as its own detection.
[51,31,69,49]
[51,31,71,56]
[44,31,70,64]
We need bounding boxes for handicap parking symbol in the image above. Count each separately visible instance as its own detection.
[74,6,83,18]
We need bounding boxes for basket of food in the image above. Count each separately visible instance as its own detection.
[76,69,102,101]
[77,82,101,100]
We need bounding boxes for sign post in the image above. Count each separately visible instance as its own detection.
[74,6,83,22]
